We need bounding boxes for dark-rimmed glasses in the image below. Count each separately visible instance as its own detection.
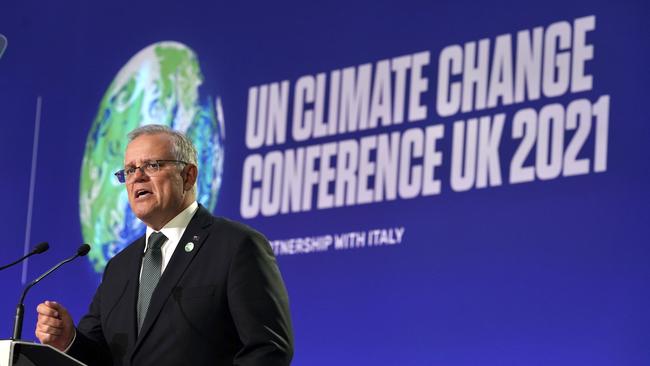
[114,160,187,183]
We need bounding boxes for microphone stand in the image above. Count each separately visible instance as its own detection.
[12,245,90,340]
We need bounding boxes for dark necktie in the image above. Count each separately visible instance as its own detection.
[137,231,167,331]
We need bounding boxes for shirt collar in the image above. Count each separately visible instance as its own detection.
[145,201,199,250]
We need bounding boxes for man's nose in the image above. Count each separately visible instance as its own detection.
[132,167,149,182]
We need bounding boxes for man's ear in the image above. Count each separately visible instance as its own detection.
[183,164,198,191]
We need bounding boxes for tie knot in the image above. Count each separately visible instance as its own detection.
[148,232,167,250]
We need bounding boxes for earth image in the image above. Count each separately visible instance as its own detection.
[79,41,225,273]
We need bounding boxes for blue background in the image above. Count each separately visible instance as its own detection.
[1,1,648,365]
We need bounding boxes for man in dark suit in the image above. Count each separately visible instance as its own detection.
[34,125,294,365]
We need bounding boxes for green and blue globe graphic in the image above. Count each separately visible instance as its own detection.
[79,41,225,273]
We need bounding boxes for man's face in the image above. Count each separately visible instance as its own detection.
[124,133,192,230]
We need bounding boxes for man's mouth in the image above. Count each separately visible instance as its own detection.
[135,189,153,199]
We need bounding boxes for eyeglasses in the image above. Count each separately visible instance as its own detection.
[114,160,187,183]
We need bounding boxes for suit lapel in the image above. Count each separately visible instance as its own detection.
[131,206,213,356]
[126,236,147,344]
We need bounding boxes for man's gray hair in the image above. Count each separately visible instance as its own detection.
[127,124,198,166]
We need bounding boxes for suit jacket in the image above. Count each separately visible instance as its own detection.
[69,206,294,366]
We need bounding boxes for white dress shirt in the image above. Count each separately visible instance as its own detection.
[141,201,199,278]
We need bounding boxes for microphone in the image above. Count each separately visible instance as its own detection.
[12,244,91,340]
[0,242,50,271]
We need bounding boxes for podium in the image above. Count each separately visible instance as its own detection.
[0,340,86,366]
